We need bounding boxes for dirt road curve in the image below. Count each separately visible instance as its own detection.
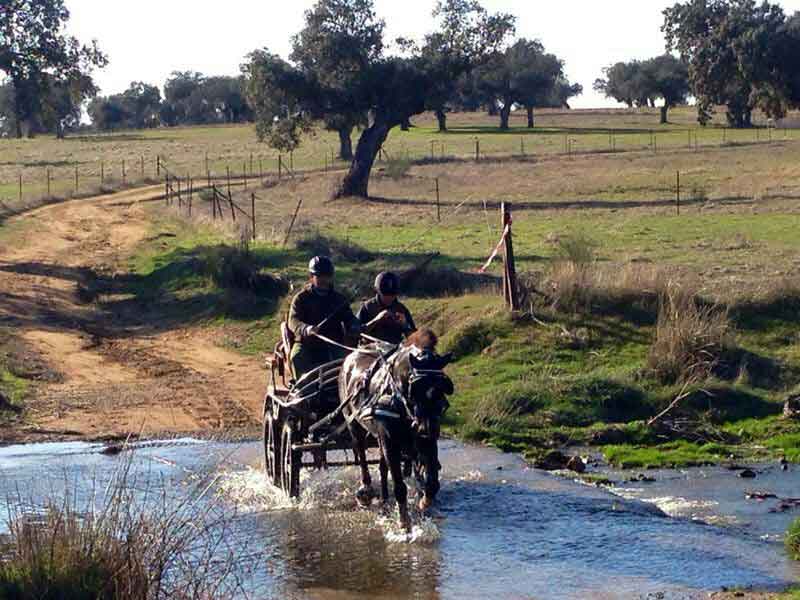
[0,187,265,443]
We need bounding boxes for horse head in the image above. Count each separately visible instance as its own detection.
[400,329,454,439]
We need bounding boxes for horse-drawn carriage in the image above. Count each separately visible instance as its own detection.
[263,321,454,530]
[262,323,378,498]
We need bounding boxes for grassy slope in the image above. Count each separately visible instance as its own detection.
[127,208,800,469]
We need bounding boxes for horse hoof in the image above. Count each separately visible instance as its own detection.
[418,496,433,512]
[399,508,412,533]
[356,486,375,507]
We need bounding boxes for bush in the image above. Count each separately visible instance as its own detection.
[647,284,733,384]
[786,518,800,561]
[384,156,412,180]
[295,232,376,263]
[0,457,244,600]
[541,261,666,321]
[401,266,500,298]
[554,231,598,265]
[203,241,287,295]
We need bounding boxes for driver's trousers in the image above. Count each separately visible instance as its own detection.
[290,342,347,382]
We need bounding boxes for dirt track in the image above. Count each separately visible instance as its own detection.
[0,187,264,444]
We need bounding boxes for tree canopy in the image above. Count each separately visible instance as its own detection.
[0,0,107,137]
[663,0,800,126]
[594,55,689,123]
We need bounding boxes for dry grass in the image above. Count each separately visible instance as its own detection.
[0,455,249,600]
[647,284,732,384]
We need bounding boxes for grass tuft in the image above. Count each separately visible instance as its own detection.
[647,285,732,384]
[786,518,800,561]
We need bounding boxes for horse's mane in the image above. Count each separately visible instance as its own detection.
[404,328,437,350]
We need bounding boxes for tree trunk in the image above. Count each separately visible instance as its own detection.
[338,127,354,160]
[526,106,534,128]
[400,117,411,131]
[333,119,391,199]
[660,105,669,125]
[499,104,511,131]
[435,110,447,133]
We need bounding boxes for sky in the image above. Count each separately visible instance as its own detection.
[65,0,800,109]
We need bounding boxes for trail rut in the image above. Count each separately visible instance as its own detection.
[0,187,264,443]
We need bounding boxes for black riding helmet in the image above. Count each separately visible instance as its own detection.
[374,271,400,295]
[309,255,334,276]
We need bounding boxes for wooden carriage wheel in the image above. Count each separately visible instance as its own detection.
[281,421,301,498]
[262,405,281,487]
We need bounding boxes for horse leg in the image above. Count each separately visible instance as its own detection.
[379,453,389,504]
[383,439,410,532]
[418,437,440,512]
[351,426,375,507]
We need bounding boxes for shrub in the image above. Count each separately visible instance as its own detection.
[0,457,245,599]
[554,231,598,265]
[401,266,500,298]
[647,284,733,384]
[295,232,376,263]
[202,241,287,296]
[786,518,800,561]
[384,156,412,180]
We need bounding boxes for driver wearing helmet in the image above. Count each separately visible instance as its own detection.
[288,255,361,381]
[357,271,416,345]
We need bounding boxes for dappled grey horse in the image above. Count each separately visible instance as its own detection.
[339,329,454,531]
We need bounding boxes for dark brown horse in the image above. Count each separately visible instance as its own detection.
[339,329,454,531]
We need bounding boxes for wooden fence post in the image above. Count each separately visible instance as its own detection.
[211,185,218,219]
[157,155,161,177]
[177,178,182,207]
[475,138,480,162]
[676,171,681,216]
[251,193,256,241]
[278,155,283,180]
[228,189,236,222]
[435,177,440,222]
[46,168,51,198]
[501,202,518,311]
[283,198,303,247]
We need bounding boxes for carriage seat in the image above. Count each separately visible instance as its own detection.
[265,321,295,388]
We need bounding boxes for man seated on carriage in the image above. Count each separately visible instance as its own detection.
[288,255,361,382]
[357,271,416,345]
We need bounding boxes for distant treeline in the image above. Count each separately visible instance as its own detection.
[0,71,253,137]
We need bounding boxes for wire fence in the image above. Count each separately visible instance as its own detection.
[2,123,796,230]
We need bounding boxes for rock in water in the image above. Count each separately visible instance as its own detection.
[566,456,586,473]
[534,450,569,471]
[784,394,800,420]
[738,469,757,479]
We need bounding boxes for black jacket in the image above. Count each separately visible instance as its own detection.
[357,295,416,344]
[288,285,358,351]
